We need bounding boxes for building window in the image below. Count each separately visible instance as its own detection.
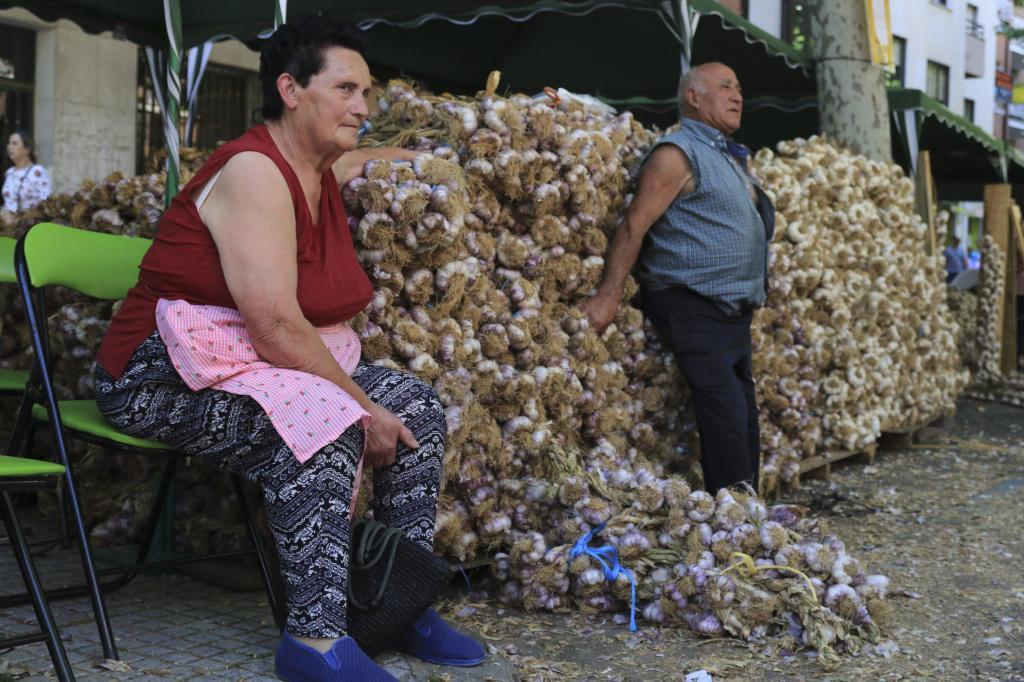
[964,98,975,122]
[926,61,950,105]
[782,1,811,52]
[967,4,983,37]
[885,36,907,88]
[135,49,260,173]
[0,23,36,176]
[930,0,949,7]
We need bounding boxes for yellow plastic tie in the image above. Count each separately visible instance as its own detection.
[720,551,819,605]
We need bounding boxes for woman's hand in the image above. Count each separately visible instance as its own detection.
[363,402,419,469]
[332,147,421,186]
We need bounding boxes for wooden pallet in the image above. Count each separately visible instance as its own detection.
[878,407,956,450]
[797,442,877,481]
[794,407,956,484]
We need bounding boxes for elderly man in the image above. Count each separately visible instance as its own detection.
[581,62,774,493]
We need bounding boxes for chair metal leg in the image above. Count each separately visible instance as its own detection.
[51,445,118,660]
[232,475,286,631]
[1,490,76,682]
[57,467,72,550]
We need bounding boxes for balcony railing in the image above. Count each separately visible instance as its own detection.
[966,19,984,39]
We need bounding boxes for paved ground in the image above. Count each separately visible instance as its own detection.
[0,529,513,681]
[3,397,1023,680]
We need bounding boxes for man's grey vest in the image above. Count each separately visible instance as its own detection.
[636,118,775,315]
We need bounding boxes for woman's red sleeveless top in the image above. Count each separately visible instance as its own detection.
[97,125,373,378]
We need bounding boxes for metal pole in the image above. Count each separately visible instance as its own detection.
[162,0,182,207]
[275,0,288,29]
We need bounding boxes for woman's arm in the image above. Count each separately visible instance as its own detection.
[28,165,51,206]
[200,152,416,465]
[332,147,420,186]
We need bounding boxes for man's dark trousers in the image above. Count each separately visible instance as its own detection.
[642,286,759,493]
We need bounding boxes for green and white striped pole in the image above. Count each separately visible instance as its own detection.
[275,0,287,29]
[162,0,182,207]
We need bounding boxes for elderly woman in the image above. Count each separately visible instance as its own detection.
[94,16,483,682]
[2,129,51,225]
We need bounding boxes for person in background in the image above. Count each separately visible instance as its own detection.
[581,62,774,494]
[2,130,52,225]
[943,235,968,284]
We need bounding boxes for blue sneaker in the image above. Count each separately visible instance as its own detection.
[397,608,486,667]
[275,631,397,681]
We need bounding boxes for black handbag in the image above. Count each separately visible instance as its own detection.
[346,518,451,657]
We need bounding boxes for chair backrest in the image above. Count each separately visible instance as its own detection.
[0,236,16,285]
[18,222,152,300]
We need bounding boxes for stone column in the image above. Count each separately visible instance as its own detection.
[806,0,892,162]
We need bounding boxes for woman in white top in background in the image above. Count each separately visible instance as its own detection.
[2,129,51,225]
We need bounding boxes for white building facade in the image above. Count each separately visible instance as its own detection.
[744,0,998,134]
[0,7,260,193]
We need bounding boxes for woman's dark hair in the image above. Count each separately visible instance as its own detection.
[260,14,367,121]
[10,129,37,163]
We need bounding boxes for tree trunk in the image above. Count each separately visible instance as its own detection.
[806,0,892,162]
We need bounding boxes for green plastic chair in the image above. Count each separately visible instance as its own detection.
[11,222,284,661]
[0,454,74,680]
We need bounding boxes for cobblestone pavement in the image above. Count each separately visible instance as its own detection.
[0,534,513,681]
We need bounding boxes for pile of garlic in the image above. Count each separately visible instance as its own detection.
[752,138,969,489]
[348,81,691,562]
[962,236,1024,406]
[973,234,1006,383]
[947,289,979,370]
[342,83,906,660]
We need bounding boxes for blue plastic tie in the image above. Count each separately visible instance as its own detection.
[568,522,638,631]
[457,565,473,593]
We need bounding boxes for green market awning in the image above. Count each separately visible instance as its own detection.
[0,1,683,49]
[1,1,689,197]
[2,0,819,140]
[888,88,1021,201]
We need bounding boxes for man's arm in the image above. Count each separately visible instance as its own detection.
[580,144,694,333]
[332,147,420,186]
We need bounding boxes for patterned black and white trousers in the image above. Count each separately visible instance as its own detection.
[94,332,446,638]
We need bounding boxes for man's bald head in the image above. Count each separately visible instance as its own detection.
[678,62,744,135]
[679,63,719,106]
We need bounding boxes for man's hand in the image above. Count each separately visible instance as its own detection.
[580,292,619,335]
[363,402,419,469]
